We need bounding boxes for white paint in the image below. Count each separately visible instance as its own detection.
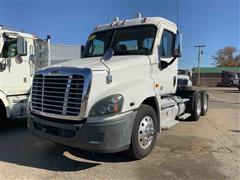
[0,28,49,119]
[43,17,180,123]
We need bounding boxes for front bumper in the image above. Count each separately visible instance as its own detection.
[28,111,136,153]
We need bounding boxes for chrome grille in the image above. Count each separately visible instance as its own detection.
[31,74,84,116]
[177,79,188,86]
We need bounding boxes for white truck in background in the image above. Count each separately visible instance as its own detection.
[177,68,193,90]
[0,26,50,121]
[28,15,209,159]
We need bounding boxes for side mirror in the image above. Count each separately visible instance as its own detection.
[81,45,85,58]
[0,62,7,71]
[15,55,23,64]
[102,48,114,61]
[174,32,182,57]
[17,36,27,56]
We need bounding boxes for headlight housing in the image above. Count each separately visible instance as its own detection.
[89,95,124,117]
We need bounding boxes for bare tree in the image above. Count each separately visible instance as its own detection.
[212,46,240,67]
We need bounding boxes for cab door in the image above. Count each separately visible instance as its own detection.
[0,33,31,95]
[155,23,178,95]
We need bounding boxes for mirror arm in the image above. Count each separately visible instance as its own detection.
[100,58,112,84]
[0,59,7,71]
[167,56,178,66]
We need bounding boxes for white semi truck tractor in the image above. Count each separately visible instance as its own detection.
[0,26,50,121]
[28,15,209,159]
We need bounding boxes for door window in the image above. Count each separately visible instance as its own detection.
[160,30,174,58]
[1,38,18,58]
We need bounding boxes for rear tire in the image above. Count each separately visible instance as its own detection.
[0,102,7,125]
[200,91,208,116]
[189,92,201,121]
[127,104,157,160]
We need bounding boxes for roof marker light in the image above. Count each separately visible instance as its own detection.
[95,25,99,31]
[117,21,122,26]
[122,20,127,25]
[112,17,119,22]
[111,17,119,27]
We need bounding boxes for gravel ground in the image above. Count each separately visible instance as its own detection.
[0,87,239,180]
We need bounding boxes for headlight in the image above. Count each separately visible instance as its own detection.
[89,95,123,117]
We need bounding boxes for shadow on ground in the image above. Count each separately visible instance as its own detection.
[0,120,133,172]
[213,88,240,94]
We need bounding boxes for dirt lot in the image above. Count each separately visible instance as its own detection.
[0,87,239,180]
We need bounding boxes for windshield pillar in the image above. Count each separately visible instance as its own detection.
[0,32,3,54]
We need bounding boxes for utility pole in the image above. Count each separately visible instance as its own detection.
[194,45,205,87]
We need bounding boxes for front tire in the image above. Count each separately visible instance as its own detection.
[127,104,157,159]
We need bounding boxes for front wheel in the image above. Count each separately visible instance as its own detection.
[127,104,157,159]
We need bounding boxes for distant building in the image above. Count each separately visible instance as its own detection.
[50,44,82,65]
[192,67,240,87]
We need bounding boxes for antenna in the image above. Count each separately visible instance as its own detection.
[0,0,3,25]
[176,0,179,27]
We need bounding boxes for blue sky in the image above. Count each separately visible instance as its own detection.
[1,0,239,69]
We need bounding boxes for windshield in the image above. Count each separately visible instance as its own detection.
[82,25,157,58]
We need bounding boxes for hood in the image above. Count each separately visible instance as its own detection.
[49,55,150,72]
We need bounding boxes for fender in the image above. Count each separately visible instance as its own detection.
[0,90,11,118]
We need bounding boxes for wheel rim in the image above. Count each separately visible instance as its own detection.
[196,98,201,116]
[138,115,155,149]
[203,94,208,111]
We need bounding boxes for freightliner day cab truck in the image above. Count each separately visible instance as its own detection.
[28,15,209,159]
[0,26,50,121]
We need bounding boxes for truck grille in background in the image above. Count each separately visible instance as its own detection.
[31,74,84,116]
[177,79,188,86]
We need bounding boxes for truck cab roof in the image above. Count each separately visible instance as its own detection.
[0,26,36,39]
[94,16,176,33]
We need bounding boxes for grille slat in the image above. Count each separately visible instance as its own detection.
[42,82,83,86]
[32,106,79,115]
[32,98,82,105]
[31,74,84,116]
[32,94,82,100]
[32,102,81,110]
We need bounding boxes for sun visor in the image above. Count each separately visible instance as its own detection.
[4,32,18,38]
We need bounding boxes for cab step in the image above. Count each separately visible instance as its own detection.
[161,120,179,130]
[177,113,191,120]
